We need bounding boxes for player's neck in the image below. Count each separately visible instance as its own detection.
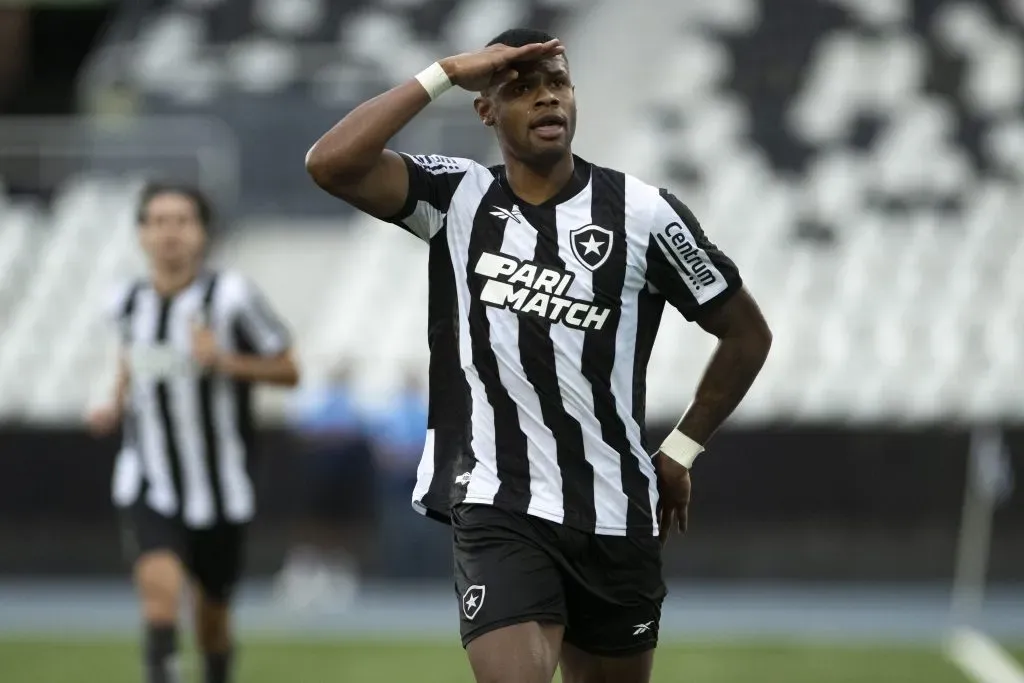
[150,264,200,297]
[504,152,575,206]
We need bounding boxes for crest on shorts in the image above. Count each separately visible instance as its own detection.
[462,584,486,621]
[570,224,613,272]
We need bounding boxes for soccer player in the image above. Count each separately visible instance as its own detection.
[305,28,772,683]
[86,182,300,683]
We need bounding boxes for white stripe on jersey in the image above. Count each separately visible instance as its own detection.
[212,375,253,522]
[622,176,661,520]
[112,447,143,508]
[492,206,565,524]
[448,169,501,507]
[167,287,216,526]
[411,428,437,515]
[552,189,628,533]
[131,287,178,517]
[208,279,257,523]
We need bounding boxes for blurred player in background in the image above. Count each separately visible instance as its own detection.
[87,182,299,683]
[307,28,771,683]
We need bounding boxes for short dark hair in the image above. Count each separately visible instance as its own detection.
[137,181,214,229]
[486,28,557,50]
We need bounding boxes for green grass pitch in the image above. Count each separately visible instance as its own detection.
[4,637,1022,682]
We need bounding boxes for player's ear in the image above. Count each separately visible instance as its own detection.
[474,95,495,127]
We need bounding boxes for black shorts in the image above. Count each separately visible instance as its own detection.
[121,503,248,603]
[452,503,666,657]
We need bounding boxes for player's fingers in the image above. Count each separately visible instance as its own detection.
[496,68,518,85]
[508,39,561,61]
[659,508,675,546]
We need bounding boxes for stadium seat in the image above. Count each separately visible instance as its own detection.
[3,0,1023,424]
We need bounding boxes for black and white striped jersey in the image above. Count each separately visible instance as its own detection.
[394,154,742,537]
[107,270,292,527]
[411,236,472,524]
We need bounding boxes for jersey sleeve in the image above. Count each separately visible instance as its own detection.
[645,189,742,321]
[232,277,293,356]
[104,280,141,343]
[385,153,474,241]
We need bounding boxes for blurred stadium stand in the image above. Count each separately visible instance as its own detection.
[2,0,1023,425]
[0,0,1023,591]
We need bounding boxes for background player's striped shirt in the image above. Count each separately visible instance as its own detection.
[393,153,742,537]
[107,270,291,527]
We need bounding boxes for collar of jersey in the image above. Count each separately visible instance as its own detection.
[498,155,592,210]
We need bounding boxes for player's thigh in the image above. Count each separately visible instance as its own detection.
[467,620,564,683]
[562,533,666,660]
[186,522,248,606]
[560,642,655,683]
[126,505,188,622]
[451,504,567,650]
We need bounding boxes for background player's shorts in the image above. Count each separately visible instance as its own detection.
[451,503,666,657]
[120,502,248,603]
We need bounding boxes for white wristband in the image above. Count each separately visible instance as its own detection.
[414,62,453,101]
[659,429,704,469]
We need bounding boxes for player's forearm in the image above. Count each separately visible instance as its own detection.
[305,79,432,187]
[112,358,131,410]
[677,334,771,445]
[214,353,300,387]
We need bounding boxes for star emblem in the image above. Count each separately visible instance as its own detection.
[580,235,604,255]
[461,584,486,620]
[569,224,614,272]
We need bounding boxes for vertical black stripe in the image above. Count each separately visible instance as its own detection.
[424,225,473,517]
[231,319,259,492]
[119,281,142,325]
[120,282,142,452]
[585,168,653,533]
[632,290,665,454]
[466,184,531,513]
[198,273,224,521]
[519,202,596,531]
[154,296,184,516]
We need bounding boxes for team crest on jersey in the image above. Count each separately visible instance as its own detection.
[570,224,613,272]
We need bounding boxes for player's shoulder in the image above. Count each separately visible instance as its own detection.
[210,268,258,301]
[587,159,666,202]
[401,152,484,177]
[104,276,147,319]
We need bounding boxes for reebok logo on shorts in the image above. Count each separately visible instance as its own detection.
[462,585,486,620]
[633,621,654,636]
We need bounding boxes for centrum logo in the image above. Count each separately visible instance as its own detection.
[474,252,611,331]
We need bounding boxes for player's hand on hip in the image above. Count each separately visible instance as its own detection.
[85,404,121,436]
[439,39,564,92]
[655,452,691,546]
[190,319,220,369]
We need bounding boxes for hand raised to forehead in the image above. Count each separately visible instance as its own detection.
[440,39,564,93]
